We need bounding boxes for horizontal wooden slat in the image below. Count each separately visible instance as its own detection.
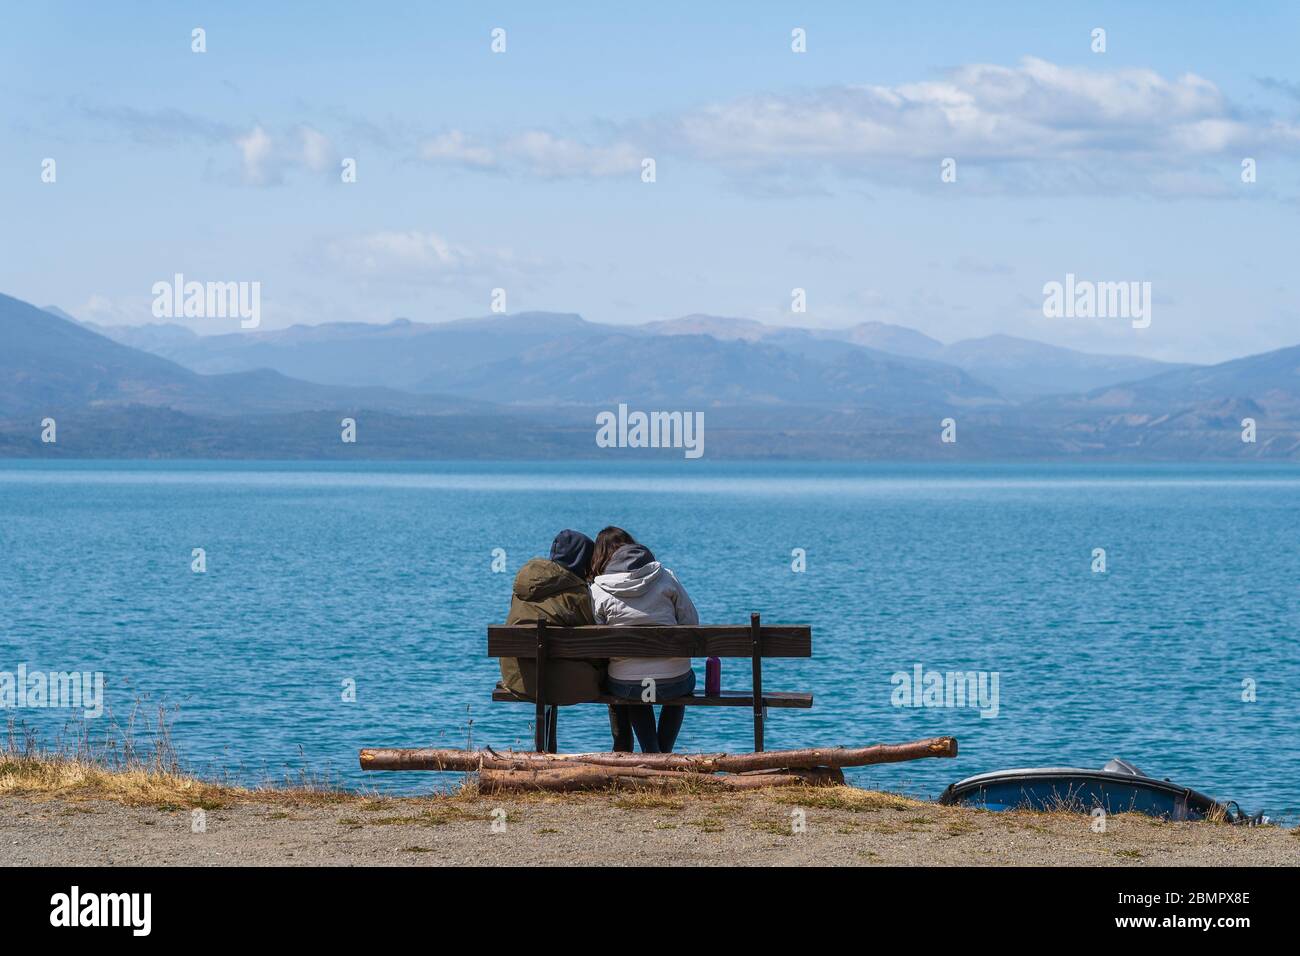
[491,686,813,708]
[487,624,811,659]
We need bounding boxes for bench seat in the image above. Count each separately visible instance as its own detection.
[489,615,811,752]
[492,683,812,708]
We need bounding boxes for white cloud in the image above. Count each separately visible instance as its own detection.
[235,125,276,185]
[76,294,139,326]
[329,231,468,274]
[320,230,533,283]
[234,123,338,185]
[507,131,642,177]
[298,126,336,172]
[668,57,1278,165]
[420,130,497,168]
[419,129,642,178]
[413,58,1299,194]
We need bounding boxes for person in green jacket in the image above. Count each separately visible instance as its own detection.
[499,530,633,751]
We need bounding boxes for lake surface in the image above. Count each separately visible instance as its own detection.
[2,460,1297,822]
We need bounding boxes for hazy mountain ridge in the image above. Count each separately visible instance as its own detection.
[649,315,1190,397]
[74,308,1189,401]
[82,312,604,391]
[5,293,1299,459]
[424,331,1002,410]
[1057,345,1300,418]
[0,294,495,418]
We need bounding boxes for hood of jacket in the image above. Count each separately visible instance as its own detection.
[513,558,587,602]
[594,544,664,597]
[548,529,594,579]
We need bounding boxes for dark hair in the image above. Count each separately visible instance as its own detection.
[590,526,636,580]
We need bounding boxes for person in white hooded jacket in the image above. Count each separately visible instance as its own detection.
[588,528,699,753]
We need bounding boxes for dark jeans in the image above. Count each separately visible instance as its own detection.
[605,671,696,754]
[608,704,634,752]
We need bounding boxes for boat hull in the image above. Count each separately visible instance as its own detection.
[939,768,1224,820]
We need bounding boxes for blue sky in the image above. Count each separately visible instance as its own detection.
[2,1,1298,363]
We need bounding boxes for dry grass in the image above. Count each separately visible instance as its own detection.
[0,755,240,808]
[688,817,726,832]
[770,786,925,813]
[1,708,369,810]
[943,817,979,836]
[2,729,767,815]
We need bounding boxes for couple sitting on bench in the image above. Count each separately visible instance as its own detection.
[500,527,698,753]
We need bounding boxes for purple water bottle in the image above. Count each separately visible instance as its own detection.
[705,656,721,697]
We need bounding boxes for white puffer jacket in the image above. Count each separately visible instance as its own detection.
[590,546,699,681]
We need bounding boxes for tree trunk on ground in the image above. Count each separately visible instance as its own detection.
[477,763,845,794]
[727,767,844,787]
[359,737,956,773]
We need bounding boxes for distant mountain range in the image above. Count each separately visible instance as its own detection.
[80,309,1187,401]
[2,291,1298,459]
[0,294,493,418]
[646,314,1192,400]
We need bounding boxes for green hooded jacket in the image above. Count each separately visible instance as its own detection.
[499,558,605,705]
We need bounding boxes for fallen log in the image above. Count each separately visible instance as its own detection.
[359,737,956,773]
[359,748,720,772]
[480,764,704,793]
[732,767,844,787]
[478,764,844,794]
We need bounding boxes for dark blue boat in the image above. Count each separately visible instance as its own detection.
[940,758,1259,822]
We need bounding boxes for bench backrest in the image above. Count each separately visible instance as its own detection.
[487,624,811,659]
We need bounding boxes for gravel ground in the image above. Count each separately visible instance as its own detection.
[1,789,1295,866]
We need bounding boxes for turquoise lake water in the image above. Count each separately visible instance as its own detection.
[1,460,1297,822]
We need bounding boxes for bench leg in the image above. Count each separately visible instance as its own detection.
[534,620,548,752]
[545,705,558,754]
[751,612,765,752]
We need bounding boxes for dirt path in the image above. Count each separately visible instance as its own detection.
[2,788,1294,866]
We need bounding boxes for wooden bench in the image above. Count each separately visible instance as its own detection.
[488,613,812,753]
